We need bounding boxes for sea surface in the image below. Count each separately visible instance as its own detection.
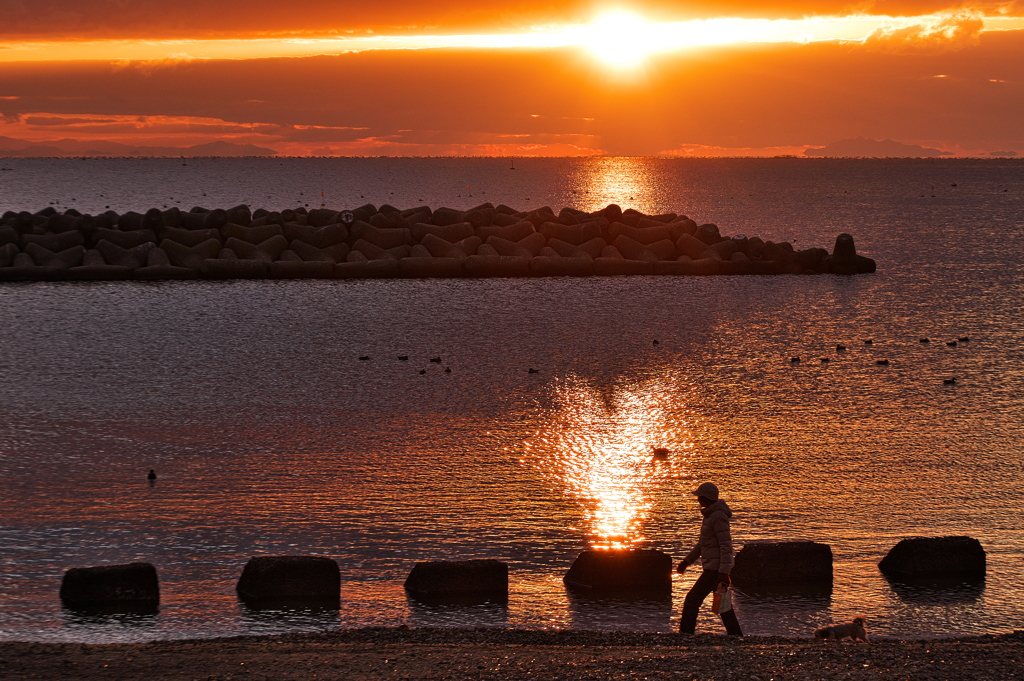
[0,157,1022,643]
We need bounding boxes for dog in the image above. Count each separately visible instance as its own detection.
[814,617,869,642]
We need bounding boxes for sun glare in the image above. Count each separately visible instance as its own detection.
[582,11,654,68]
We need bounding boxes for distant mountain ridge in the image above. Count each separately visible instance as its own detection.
[0,136,277,157]
[804,137,952,158]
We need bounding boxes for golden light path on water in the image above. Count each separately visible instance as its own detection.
[520,374,699,549]
[571,157,661,214]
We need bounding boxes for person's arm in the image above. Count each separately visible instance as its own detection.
[680,542,701,568]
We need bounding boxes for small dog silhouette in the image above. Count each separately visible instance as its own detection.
[815,617,869,642]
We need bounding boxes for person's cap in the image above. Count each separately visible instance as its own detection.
[692,482,719,501]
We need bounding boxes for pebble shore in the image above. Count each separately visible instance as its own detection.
[3,627,1020,680]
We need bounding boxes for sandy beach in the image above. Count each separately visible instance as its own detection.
[2,628,1021,680]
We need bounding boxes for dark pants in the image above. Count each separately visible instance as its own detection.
[679,569,743,635]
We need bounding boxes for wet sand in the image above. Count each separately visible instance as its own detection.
[2,628,1021,680]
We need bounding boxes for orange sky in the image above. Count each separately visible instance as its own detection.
[0,1,1022,156]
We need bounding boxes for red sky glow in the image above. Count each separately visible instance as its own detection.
[0,1,1021,157]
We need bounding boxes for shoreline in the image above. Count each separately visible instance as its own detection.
[3,627,1021,680]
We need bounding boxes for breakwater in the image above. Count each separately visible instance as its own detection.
[0,202,876,281]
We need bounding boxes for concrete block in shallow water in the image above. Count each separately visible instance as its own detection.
[675,233,717,261]
[730,540,833,588]
[608,222,673,246]
[60,562,159,605]
[306,208,340,227]
[564,549,672,592]
[708,238,739,261]
[593,258,653,276]
[530,255,594,277]
[695,223,723,245]
[25,243,84,269]
[515,231,548,256]
[476,221,536,243]
[0,253,65,281]
[20,230,85,251]
[350,222,413,249]
[613,235,678,262]
[226,235,289,263]
[237,556,340,605]
[349,239,408,261]
[222,223,283,244]
[411,221,475,243]
[827,232,858,275]
[290,239,346,263]
[855,255,876,273]
[117,211,145,231]
[67,249,133,280]
[0,242,18,267]
[91,228,156,250]
[485,235,533,259]
[430,207,466,227]
[270,260,335,279]
[420,233,473,260]
[0,227,19,248]
[134,246,198,280]
[540,221,603,246]
[293,224,348,249]
[464,255,531,277]
[96,240,153,269]
[399,257,465,278]
[202,209,229,231]
[161,238,221,270]
[404,559,508,600]
[158,227,220,247]
[492,212,523,227]
[879,536,985,580]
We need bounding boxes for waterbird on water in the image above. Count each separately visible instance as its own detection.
[528,368,540,373]
[790,357,800,363]
[444,367,451,373]
[358,356,370,361]
[429,357,442,363]
[836,344,846,352]
[877,359,890,365]
[947,341,958,347]
[920,338,930,343]
[944,377,957,384]
[652,448,670,460]
[419,369,426,375]
[958,336,970,342]
[147,469,156,481]
[398,355,408,361]
[863,339,873,345]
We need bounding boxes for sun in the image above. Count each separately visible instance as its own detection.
[582,11,656,68]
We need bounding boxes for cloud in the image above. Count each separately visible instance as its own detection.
[803,136,953,156]
[0,32,1022,155]
[863,10,985,52]
[2,0,1022,41]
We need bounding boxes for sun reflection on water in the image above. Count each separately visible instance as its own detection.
[521,374,697,549]
[569,157,664,215]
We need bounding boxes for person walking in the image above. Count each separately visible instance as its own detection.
[677,481,743,636]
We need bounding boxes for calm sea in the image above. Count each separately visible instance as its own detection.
[0,157,1022,643]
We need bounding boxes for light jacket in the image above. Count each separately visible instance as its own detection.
[683,499,735,574]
